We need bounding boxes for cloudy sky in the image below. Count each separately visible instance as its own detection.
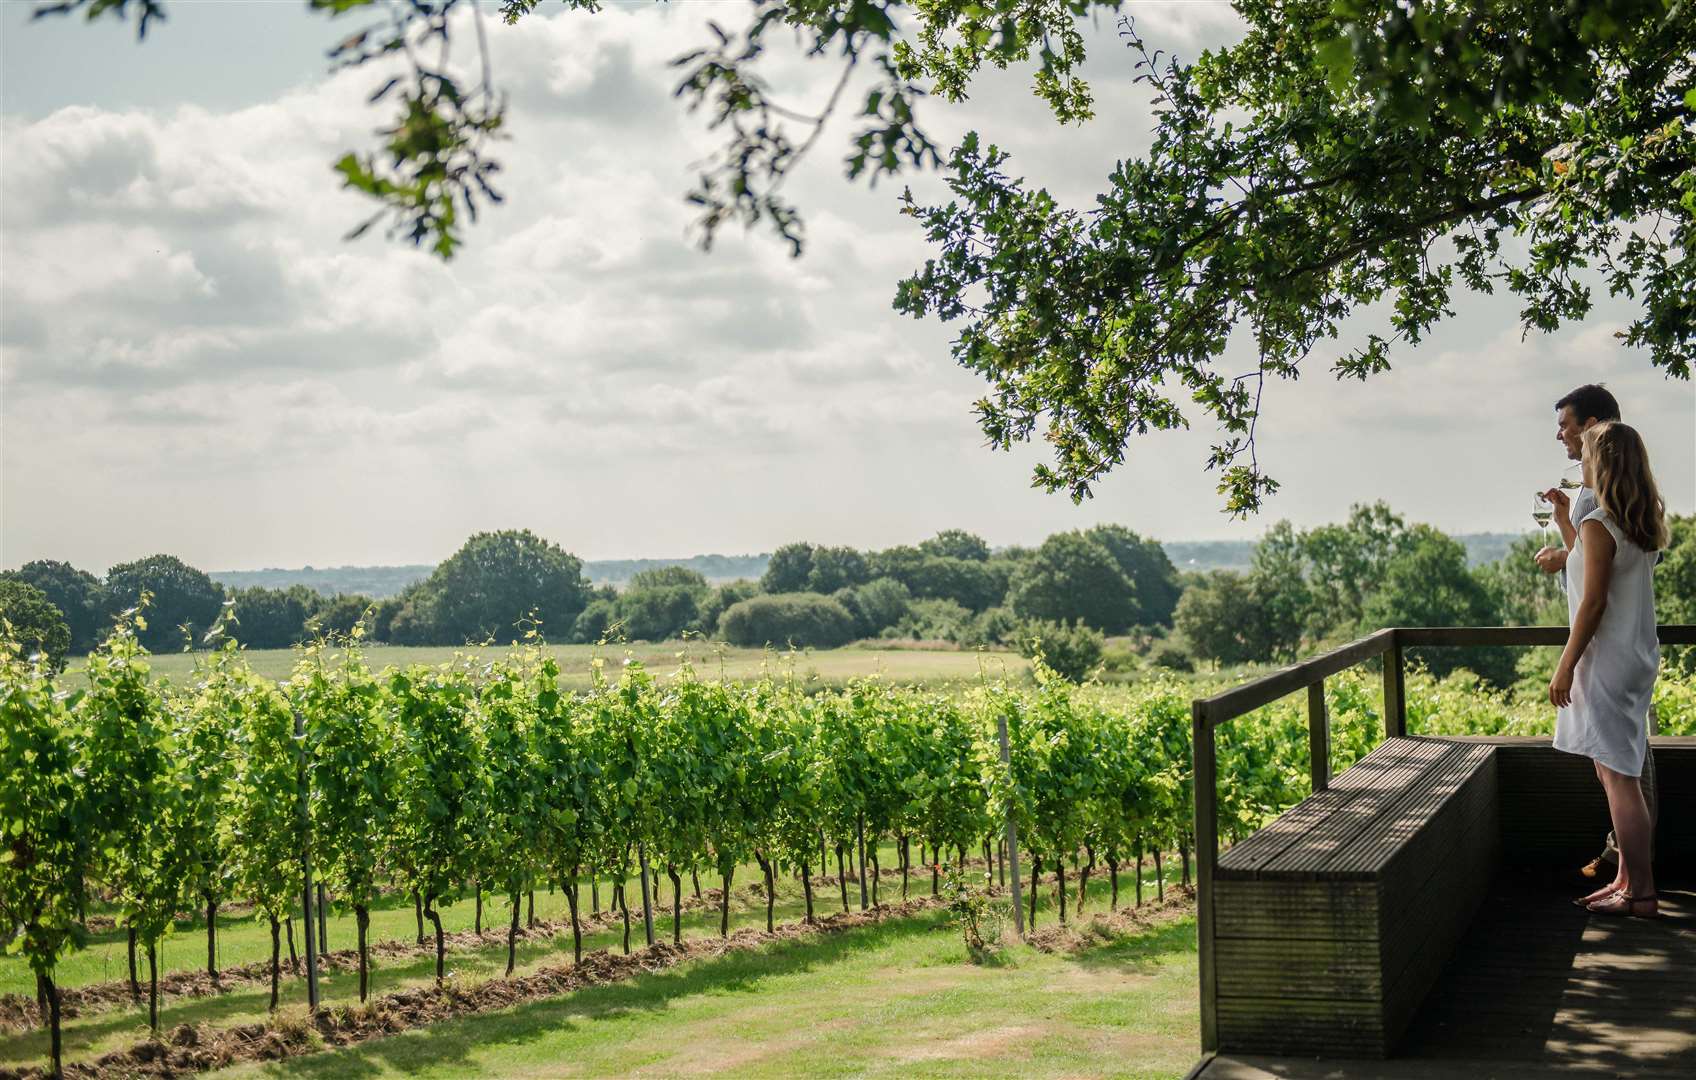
[3,0,1691,574]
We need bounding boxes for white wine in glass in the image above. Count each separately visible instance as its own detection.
[1558,463,1582,491]
[1533,494,1553,538]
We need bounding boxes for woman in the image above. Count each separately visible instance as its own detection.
[1545,421,1668,918]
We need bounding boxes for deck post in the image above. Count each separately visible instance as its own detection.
[1192,699,1218,1053]
[1383,632,1406,739]
[1308,679,1329,792]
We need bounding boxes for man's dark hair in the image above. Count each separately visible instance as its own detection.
[1555,384,1621,424]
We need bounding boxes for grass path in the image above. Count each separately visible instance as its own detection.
[208,906,1199,1079]
[1,846,1195,1073]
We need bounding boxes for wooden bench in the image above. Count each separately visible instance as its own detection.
[1212,737,1498,1057]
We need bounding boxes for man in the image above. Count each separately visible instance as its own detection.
[1536,384,1658,881]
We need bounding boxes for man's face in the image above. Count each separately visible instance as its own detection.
[1556,406,1591,461]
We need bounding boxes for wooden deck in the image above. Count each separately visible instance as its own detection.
[1195,871,1696,1078]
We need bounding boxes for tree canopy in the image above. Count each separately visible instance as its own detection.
[37,0,1692,513]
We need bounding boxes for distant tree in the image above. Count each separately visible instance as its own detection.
[229,587,315,650]
[308,594,373,639]
[1014,620,1104,683]
[841,577,912,638]
[0,581,72,670]
[918,529,991,562]
[1477,535,1566,628]
[719,593,857,649]
[4,560,105,654]
[806,546,870,594]
[617,566,711,640]
[700,580,760,636]
[627,566,711,592]
[104,555,224,652]
[908,555,1004,612]
[1360,527,1512,685]
[387,587,439,646]
[1173,571,1281,666]
[420,530,590,644]
[572,598,620,644]
[616,586,703,642]
[370,596,404,642]
[1084,525,1183,627]
[896,597,975,643]
[866,544,926,584]
[761,543,816,594]
[1005,532,1138,635]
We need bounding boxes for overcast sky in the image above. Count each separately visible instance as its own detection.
[3,1,1691,573]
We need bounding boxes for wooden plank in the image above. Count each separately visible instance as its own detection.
[1199,629,1393,728]
[1216,996,1386,1057]
[1215,936,1384,999]
[1215,880,1378,939]
[1217,788,1358,877]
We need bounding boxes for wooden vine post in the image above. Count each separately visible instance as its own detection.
[996,710,1024,938]
[293,709,321,1012]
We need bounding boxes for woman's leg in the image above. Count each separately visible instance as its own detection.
[1592,763,1655,911]
[1578,760,1627,904]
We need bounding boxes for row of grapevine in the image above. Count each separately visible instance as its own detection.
[2,605,1428,1078]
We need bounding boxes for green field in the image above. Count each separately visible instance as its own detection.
[0,846,1198,1078]
[62,641,1034,691]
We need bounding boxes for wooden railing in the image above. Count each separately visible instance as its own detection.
[1190,624,1696,1054]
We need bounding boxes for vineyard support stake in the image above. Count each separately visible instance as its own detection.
[293,708,321,1012]
[997,710,1024,938]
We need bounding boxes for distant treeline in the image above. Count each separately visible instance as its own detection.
[206,535,1525,599]
[5,514,1687,691]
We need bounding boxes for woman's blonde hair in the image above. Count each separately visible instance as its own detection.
[1583,421,1669,552]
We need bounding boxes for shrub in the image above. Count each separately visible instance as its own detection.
[1013,619,1103,683]
[718,593,857,649]
[1149,639,1195,672]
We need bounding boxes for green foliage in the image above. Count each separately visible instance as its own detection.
[307,593,373,639]
[572,598,620,645]
[919,529,991,562]
[103,555,224,653]
[1657,515,1696,674]
[1084,525,1185,627]
[1148,639,1195,674]
[895,597,975,643]
[0,580,72,671]
[699,580,760,637]
[615,575,708,642]
[719,592,858,649]
[1477,534,1566,627]
[415,529,591,645]
[1173,571,1280,666]
[1006,532,1138,635]
[1014,620,1104,684]
[806,546,871,594]
[229,586,317,650]
[389,660,487,919]
[895,5,1693,510]
[1361,526,1517,685]
[293,635,395,920]
[3,559,105,655]
[835,577,913,638]
[0,637,91,977]
[761,543,817,594]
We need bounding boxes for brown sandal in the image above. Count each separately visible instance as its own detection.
[1587,891,1659,918]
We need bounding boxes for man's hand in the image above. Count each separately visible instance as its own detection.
[1535,546,1568,574]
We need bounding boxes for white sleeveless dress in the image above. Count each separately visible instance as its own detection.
[1553,506,1659,777]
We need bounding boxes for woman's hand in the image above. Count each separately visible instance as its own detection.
[1549,662,1575,708]
[1540,488,1571,522]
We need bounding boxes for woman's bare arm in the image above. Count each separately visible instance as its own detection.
[1550,520,1616,707]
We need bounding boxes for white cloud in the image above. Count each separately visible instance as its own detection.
[2,1,1690,573]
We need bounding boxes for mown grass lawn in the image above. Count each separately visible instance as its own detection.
[211,909,1199,1079]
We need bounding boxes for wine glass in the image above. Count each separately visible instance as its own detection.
[1558,462,1583,491]
[1532,493,1554,542]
